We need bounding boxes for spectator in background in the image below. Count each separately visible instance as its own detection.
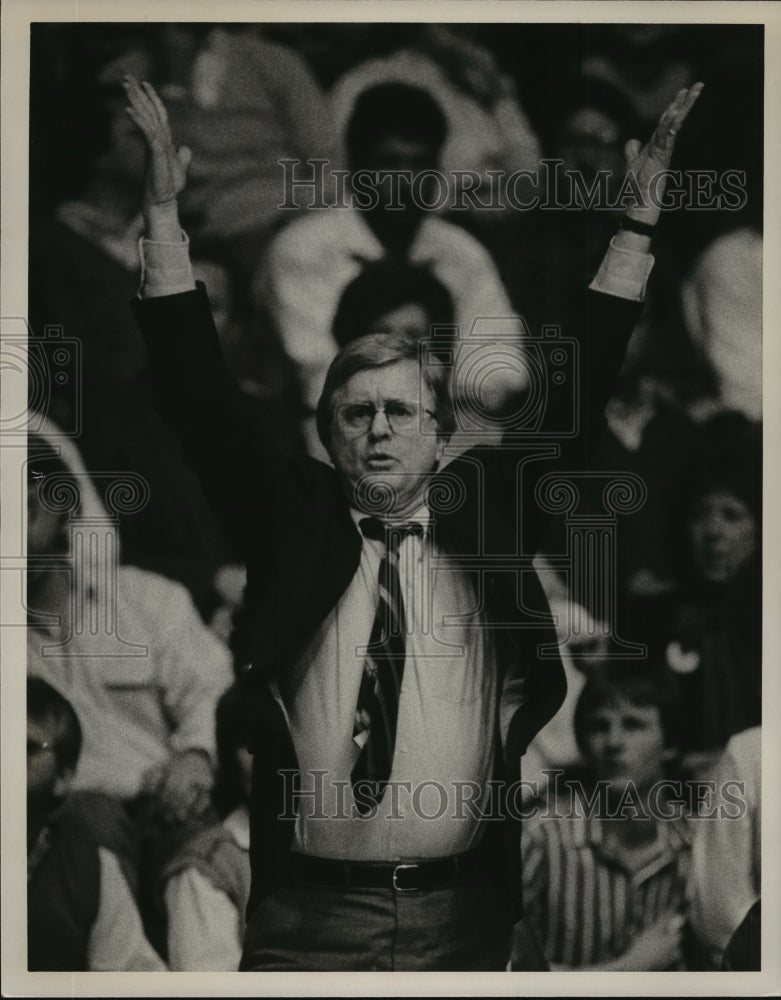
[256,81,529,458]
[160,24,342,282]
[26,419,234,952]
[523,79,646,330]
[328,23,541,275]
[163,683,253,971]
[681,225,763,422]
[27,678,165,972]
[688,726,761,968]
[331,258,454,349]
[28,25,231,612]
[516,662,691,971]
[620,412,761,774]
[151,26,343,462]
[580,25,699,126]
[330,24,541,195]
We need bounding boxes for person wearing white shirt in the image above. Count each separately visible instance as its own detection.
[255,82,529,458]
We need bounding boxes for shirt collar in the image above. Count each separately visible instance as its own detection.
[583,812,690,883]
[349,503,431,535]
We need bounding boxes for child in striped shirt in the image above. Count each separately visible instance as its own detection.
[516,661,692,970]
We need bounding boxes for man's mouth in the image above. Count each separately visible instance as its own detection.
[365,453,397,468]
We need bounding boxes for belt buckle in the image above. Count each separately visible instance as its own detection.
[392,863,419,893]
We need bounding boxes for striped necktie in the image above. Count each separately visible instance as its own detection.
[351,516,424,814]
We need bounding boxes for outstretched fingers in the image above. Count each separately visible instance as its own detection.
[123,75,153,123]
[123,75,172,149]
[651,82,704,151]
[141,79,170,126]
[671,82,704,130]
[123,74,188,209]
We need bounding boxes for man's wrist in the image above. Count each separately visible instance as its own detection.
[614,201,659,253]
[143,201,182,243]
[619,215,657,238]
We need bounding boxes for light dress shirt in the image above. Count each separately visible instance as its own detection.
[284,505,499,861]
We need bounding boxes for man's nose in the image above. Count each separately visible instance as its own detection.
[367,408,392,439]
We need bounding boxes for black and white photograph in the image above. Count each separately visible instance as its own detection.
[1,1,778,995]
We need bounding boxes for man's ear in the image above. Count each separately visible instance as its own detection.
[53,767,75,798]
[435,434,449,467]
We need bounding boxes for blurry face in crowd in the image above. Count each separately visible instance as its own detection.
[688,490,756,584]
[355,135,440,214]
[557,108,627,195]
[585,697,668,795]
[328,359,444,517]
[370,302,431,340]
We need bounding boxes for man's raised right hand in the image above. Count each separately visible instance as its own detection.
[123,75,191,241]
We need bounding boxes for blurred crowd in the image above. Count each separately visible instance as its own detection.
[26,22,762,973]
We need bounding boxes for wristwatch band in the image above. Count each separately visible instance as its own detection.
[619,216,657,238]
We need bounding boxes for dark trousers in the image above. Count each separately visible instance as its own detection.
[240,872,513,972]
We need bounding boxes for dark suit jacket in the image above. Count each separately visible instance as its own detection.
[133,281,642,920]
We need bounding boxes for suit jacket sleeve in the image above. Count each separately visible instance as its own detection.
[477,284,643,759]
[131,284,308,559]
[489,285,644,554]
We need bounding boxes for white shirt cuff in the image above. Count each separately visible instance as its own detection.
[138,233,196,298]
[589,237,655,302]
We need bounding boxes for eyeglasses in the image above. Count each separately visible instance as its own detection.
[335,401,437,437]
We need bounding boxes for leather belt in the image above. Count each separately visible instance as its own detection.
[286,847,486,893]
